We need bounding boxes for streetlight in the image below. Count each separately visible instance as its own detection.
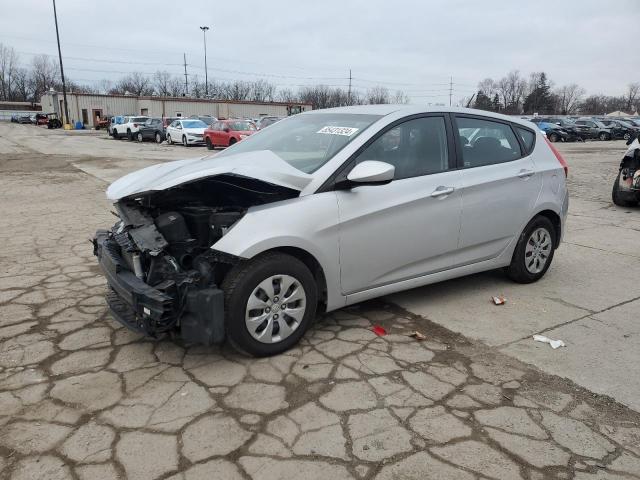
[199,26,209,97]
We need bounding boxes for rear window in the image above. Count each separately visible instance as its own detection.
[515,127,536,154]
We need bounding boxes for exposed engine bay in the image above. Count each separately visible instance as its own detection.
[93,174,299,344]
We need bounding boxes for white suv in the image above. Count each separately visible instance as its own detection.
[112,116,149,140]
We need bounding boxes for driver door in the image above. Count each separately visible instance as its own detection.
[335,115,463,294]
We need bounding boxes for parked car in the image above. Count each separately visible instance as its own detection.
[165,119,208,146]
[112,116,149,140]
[532,118,584,141]
[95,115,111,131]
[46,113,63,129]
[204,119,257,149]
[108,116,125,136]
[574,119,613,140]
[533,121,571,142]
[34,113,49,126]
[612,133,640,206]
[189,115,217,126]
[600,119,639,140]
[17,114,32,124]
[136,118,166,143]
[256,116,283,130]
[93,105,568,356]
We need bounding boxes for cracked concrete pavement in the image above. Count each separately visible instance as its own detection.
[0,123,639,479]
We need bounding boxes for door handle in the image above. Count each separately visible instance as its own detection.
[430,186,455,197]
[517,169,535,179]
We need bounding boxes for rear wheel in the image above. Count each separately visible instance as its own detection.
[136,132,143,142]
[127,129,133,141]
[548,132,559,143]
[229,137,237,147]
[506,216,556,284]
[623,132,631,141]
[155,132,162,143]
[222,252,317,356]
[206,137,214,150]
[612,172,638,207]
[599,132,610,141]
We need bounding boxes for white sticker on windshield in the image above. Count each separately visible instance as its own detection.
[316,126,359,136]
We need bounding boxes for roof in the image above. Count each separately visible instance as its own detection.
[304,104,536,128]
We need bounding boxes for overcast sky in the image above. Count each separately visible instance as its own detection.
[1,0,638,103]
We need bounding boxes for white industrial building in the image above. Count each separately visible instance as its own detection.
[40,91,312,128]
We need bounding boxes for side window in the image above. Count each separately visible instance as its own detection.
[515,127,535,154]
[169,121,178,128]
[356,116,449,180]
[456,117,522,168]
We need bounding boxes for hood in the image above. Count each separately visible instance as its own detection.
[106,150,314,200]
[184,127,206,134]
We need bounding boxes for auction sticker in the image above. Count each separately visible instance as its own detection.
[317,126,359,136]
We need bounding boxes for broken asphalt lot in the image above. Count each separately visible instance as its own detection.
[1,126,639,479]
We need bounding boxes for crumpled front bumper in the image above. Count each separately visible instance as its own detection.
[93,229,225,345]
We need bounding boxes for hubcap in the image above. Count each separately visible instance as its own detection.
[245,274,306,344]
[524,227,552,274]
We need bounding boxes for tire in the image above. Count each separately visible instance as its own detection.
[623,133,631,141]
[612,172,638,207]
[155,132,162,144]
[599,132,610,141]
[506,215,556,284]
[205,137,214,150]
[127,129,133,141]
[166,134,172,144]
[229,138,237,146]
[182,135,189,147]
[136,132,143,142]
[221,252,318,356]
[113,130,119,139]
[548,132,559,143]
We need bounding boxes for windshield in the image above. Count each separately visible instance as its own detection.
[228,121,256,131]
[215,113,382,173]
[182,120,207,128]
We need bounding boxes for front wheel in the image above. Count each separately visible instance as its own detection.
[612,172,638,207]
[623,133,631,141]
[599,132,610,141]
[136,132,143,142]
[166,134,172,144]
[127,129,133,141]
[222,252,318,356]
[182,136,189,147]
[205,137,214,150]
[548,132,559,143]
[506,216,556,284]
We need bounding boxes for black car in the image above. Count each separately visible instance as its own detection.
[574,119,613,141]
[600,119,638,140]
[136,118,165,143]
[531,118,582,142]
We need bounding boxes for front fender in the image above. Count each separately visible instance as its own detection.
[212,192,346,310]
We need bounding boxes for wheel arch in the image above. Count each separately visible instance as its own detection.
[533,209,561,248]
[251,246,328,313]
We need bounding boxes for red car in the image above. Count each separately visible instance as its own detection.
[204,119,256,150]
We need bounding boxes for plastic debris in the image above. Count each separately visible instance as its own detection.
[533,334,566,349]
[372,325,388,336]
[409,331,427,341]
[492,295,506,305]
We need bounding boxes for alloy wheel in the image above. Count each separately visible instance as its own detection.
[245,274,306,344]
[524,227,552,274]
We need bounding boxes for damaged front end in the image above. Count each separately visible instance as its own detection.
[93,174,299,345]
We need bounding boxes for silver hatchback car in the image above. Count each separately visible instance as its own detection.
[94,105,569,356]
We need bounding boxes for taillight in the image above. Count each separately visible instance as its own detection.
[544,138,568,177]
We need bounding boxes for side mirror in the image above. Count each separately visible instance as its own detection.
[346,160,395,186]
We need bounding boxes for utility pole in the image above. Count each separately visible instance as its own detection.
[449,76,453,107]
[52,0,69,125]
[200,26,209,97]
[183,53,189,96]
[347,69,352,105]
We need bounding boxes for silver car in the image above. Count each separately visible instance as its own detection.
[93,105,569,356]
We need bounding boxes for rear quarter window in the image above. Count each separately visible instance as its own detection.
[515,127,536,154]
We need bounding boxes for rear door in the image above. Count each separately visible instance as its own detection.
[454,115,542,264]
[336,114,463,294]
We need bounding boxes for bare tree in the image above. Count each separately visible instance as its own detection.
[625,82,640,112]
[365,86,390,104]
[30,54,60,102]
[276,88,298,103]
[153,70,173,96]
[497,70,526,114]
[555,84,585,114]
[0,43,19,100]
[12,67,31,102]
[392,90,410,104]
[113,72,153,96]
[477,78,497,99]
[248,79,276,102]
